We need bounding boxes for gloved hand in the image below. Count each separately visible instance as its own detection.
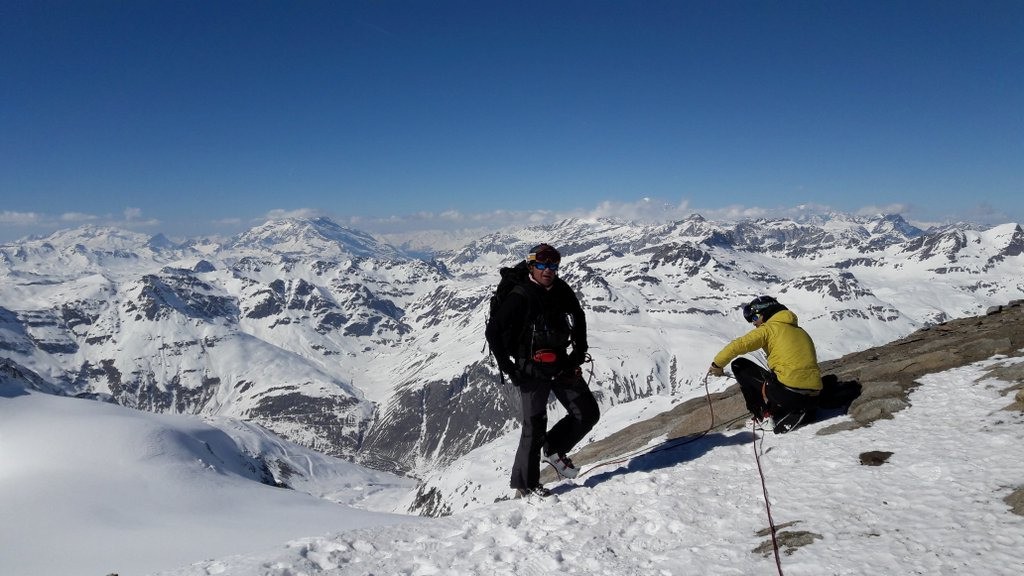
[708,362,725,377]
[498,358,519,381]
[553,364,584,383]
[568,348,588,367]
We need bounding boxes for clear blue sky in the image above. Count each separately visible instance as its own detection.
[2,0,1022,241]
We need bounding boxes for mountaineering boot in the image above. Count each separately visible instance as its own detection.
[772,410,808,434]
[545,452,580,479]
[515,485,553,498]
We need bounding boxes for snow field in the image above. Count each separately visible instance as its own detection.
[157,356,1024,575]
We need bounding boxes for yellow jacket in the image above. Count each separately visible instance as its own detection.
[713,309,822,391]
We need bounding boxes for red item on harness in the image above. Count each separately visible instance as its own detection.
[532,350,558,363]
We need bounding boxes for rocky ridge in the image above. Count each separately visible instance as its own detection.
[547,300,1024,515]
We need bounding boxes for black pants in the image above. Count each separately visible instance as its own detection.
[510,374,600,490]
[731,357,817,421]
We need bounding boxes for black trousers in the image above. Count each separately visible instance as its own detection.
[731,357,817,420]
[510,374,600,490]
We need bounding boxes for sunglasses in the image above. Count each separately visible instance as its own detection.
[532,262,559,271]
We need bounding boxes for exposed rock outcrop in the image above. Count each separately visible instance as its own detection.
[817,299,1024,433]
[546,301,1024,486]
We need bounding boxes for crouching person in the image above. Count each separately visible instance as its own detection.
[708,296,821,434]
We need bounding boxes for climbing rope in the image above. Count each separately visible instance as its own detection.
[572,370,786,576]
[752,421,785,576]
[577,372,726,477]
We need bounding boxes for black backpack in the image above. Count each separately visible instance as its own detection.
[485,262,540,379]
[487,261,530,327]
[818,374,863,410]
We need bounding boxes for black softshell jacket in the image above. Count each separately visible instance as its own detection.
[486,273,588,380]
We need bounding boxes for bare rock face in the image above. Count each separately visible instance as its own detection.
[858,450,893,466]
[816,300,1024,433]
[540,385,748,485]
[1006,487,1024,516]
[560,301,1024,484]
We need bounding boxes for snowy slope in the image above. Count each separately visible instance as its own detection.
[2,213,1023,492]
[0,377,417,576]
[150,356,1024,576]
[2,210,1023,574]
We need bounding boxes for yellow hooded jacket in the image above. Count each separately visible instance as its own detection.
[713,309,822,391]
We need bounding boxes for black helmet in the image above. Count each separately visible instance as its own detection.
[742,296,782,323]
[526,243,561,264]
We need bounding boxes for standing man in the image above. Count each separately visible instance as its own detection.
[486,243,600,498]
[708,296,822,434]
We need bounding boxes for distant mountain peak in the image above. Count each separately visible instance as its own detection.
[869,213,923,239]
[229,217,406,260]
[35,225,154,251]
[1,210,1022,499]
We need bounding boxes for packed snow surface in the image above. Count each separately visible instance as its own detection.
[0,383,417,576]
[6,355,1019,575]
[150,356,1024,575]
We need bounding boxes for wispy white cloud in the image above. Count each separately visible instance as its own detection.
[0,210,42,225]
[695,202,837,223]
[117,207,160,227]
[59,212,100,223]
[575,197,692,222]
[0,208,149,242]
[264,208,324,221]
[4,199,1014,246]
[351,197,892,236]
[854,203,913,217]
[244,199,978,241]
[958,202,1013,227]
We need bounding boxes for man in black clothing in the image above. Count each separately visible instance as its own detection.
[485,243,600,497]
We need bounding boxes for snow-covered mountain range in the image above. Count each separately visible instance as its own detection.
[1,213,1022,504]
